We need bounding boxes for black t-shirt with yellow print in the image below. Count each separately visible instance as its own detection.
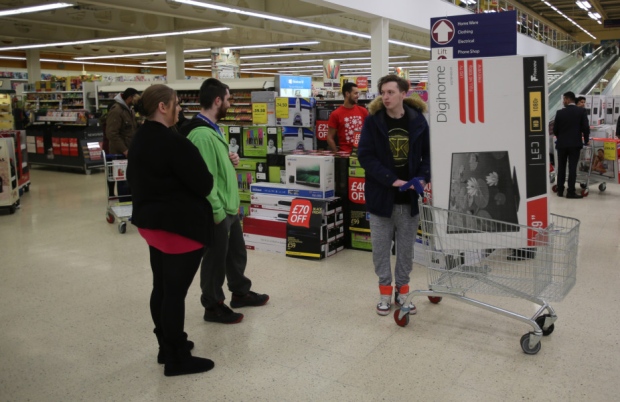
[385,114,409,204]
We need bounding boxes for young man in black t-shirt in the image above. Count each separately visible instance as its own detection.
[357,75,431,317]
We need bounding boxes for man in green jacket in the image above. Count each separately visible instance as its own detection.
[183,78,269,324]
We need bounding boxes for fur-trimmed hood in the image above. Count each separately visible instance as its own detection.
[367,93,428,115]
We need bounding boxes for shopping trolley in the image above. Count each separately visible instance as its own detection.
[580,138,620,193]
[103,151,132,234]
[552,145,596,196]
[396,202,580,355]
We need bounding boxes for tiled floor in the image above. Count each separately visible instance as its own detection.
[1,167,619,401]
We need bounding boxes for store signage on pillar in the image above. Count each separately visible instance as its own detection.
[430,10,517,60]
[211,48,241,79]
[323,59,341,88]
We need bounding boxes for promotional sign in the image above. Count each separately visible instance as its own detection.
[430,11,517,60]
[211,48,240,79]
[276,75,312,97]
[428,55,548,249]
[323,59,341,88]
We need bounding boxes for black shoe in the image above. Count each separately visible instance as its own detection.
[164,356,214,377]
[566,192,583,199]
[230,291,270,308]
[557,189,564,197]
[158,340,194,364]
[204,303,244,324]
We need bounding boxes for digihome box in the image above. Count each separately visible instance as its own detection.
[285,198,340,260]
[428,55,549,249]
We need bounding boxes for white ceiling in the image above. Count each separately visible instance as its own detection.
[0,0,433,77]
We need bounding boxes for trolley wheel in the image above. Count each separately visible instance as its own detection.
[599,182,606,192]
[9,205,16,214]
[520,333,542,355]
[580,182,587,189]
[428,296,442,304]
[106,212,115,224]
[581,188,589,197]
[551,184,558,193]
[393,309,409,327]
[118,221,127,234]
[535,314,555,336]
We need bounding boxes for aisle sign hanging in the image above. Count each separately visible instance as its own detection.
[430,10,517,60]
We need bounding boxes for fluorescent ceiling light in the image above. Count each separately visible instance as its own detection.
[0,2,73,17]
[172,0,429,51]
[228,41,319,50]
[576,1,591,10]
[538,0,596,40]
[75,42,319,61]
[240,49,370,60]
[0,27,229,51]
[75,52,168,61]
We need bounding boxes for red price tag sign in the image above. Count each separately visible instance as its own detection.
[316,121,329,141]
[288,199,312,228]
[348,177,365,204]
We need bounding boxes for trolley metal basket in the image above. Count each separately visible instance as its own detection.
[103,151,132,234]
[396,201,580,355]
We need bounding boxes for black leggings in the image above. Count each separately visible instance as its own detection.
[149,246,204,348]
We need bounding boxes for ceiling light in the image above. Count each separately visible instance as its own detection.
[74,52,167,61]
[0,27,229,51]
[240,49,370,60]
[538,0,596,39]
[229,41,319,50]
[0,2,73,17]
[576,1,591,10]
[173,0,429,52]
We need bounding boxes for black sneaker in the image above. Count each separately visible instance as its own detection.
[203,303,244,324]
[230,291,270,308]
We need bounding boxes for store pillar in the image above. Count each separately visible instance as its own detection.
[166,36,185,82]
[370,17,389,93]
[26,50,41,83]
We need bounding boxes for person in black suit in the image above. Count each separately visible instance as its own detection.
[553,91,590,199]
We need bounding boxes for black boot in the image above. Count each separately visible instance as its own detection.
[163,343,214,377]
[154,329,195,364]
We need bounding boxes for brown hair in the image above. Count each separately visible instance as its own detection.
[377,74,410,94]
[134,84,176,119]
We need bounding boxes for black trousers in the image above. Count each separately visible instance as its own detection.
[149,246,204,348]
[200,214,252,308]
[556,147,581,194]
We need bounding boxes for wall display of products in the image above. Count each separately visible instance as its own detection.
[0,130,29,193]
[23,82,96,114]
[0,137,20,213]
[0,93,14,130]
[26,121,104,174]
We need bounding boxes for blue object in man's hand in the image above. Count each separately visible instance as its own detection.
[399,177,425,194]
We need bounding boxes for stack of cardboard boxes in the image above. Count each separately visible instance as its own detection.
[245,154,344,259]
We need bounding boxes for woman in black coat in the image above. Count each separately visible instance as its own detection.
[127,84,215,377]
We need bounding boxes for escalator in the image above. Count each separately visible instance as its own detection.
[548,43,620,118]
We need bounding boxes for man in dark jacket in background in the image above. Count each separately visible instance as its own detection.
[107,87,139,156]
[553,91,590,198]
[357,75,430,317]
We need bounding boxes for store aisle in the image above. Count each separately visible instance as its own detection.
[1,167,619,401]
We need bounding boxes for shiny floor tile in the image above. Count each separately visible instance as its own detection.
[1,167,619,401]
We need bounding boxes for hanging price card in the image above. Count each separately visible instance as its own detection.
[252,102,268,124]
[604,141,616,161]
[275,97,289,119]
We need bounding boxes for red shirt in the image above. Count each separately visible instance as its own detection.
[327,105,369,153]
[138,228,204,254]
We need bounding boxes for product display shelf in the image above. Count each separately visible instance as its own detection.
[24,83,96,113]
[0,93,14,130]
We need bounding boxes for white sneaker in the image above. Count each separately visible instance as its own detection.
[395,291,417,315]
[376,295,391,316]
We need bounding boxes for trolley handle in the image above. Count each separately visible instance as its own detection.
[400,177,425,195]
[105,153,127,161]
